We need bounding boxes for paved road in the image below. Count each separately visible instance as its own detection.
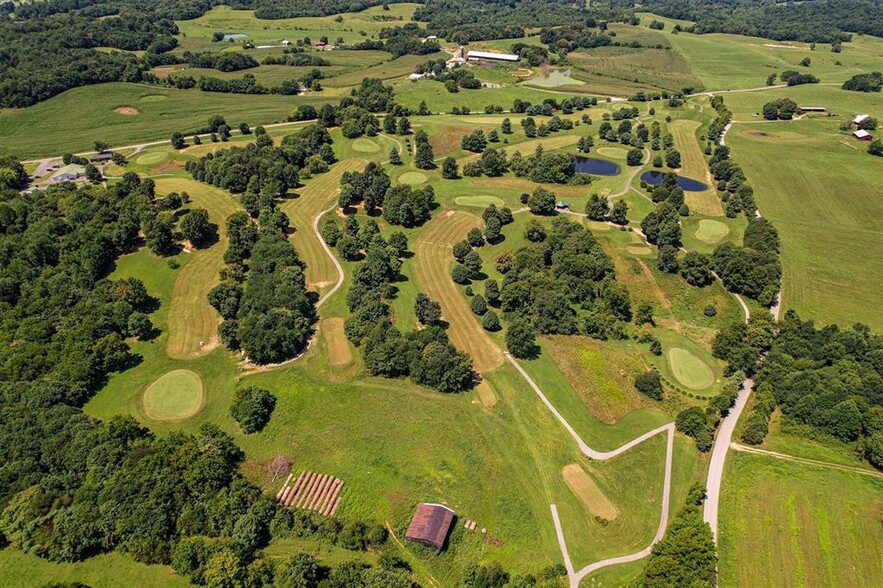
[703,377,753,540]
[506,353,675,587]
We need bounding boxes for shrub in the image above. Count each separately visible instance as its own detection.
[635,371,663,400]
[470,294,488,316]
[451,264,471,284]
[482,311,500,331]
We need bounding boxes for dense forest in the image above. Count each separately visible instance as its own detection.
[636,0,883,43]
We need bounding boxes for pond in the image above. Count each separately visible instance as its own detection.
[641,171,708,192]
[574,157,620,176]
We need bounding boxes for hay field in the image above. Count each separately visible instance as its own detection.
[724,102,883,330]
[562,464,620,521]
[719,451,883,587]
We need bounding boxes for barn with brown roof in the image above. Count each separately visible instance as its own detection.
[405,503,455,550]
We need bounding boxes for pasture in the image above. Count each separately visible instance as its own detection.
[719,451,883,587]
[724,90,883,330]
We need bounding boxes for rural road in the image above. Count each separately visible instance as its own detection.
[506,352,675,587]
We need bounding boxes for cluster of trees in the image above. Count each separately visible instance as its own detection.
[413,0,627,43]
[230,386,277,434]
[842,72,883,92]
[461,148,509,178]
[509,145,578,184]
[518,114,575,139]
[706,97,758,218]
[780,69,819,86]
[338,218,475,392]
[643,0,883,43]
[636,484,716,587]
[183,51,259,72]
[676,380,741,451]
[378,23,443,57]
[209,208,317,365]
[712,217,781,307]
[586,194,629,225]
[337,162,436,226]
[748,312,882,467]
[186,122,335,196]
[486,216,631,353]
[642,200,683,274]
[762,97,799,120]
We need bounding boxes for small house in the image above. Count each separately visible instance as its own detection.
[853,129,873,141]
[281,39,290,46]
[405,503,455,551]
[424,35,438,42]
[408,73,426,81]
[853,114,870,126]
[53,173,80,183]
[313,41,327,47]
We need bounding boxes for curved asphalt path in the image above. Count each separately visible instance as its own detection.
[506,353,675,587]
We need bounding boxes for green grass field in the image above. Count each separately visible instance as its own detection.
[719,451,883,587]
[142,369,205,420]
[724,86,883,330]
[0,83,330,158]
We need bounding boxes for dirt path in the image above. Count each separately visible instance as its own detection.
[414,210,505,373]
[507,353,674,587]
[730,443,883,478]
[161,178,241,359]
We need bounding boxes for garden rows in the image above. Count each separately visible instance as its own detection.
[275,470,343,517]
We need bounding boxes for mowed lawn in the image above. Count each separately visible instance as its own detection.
[719,451,883,587]
[725,107,883,330]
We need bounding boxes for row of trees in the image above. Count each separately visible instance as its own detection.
[335,216,476,392]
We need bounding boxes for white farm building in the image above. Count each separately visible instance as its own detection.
[465,50,519,63]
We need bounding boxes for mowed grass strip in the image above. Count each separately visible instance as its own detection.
[158,178,241,359]
[281,159,366,294]
[669,119,722,216]
[142,369,204,420]
[414,210,504,372]
[562,464,620,521]
[321,317,352,367]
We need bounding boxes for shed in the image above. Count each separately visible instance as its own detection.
[281,39,290,46]
[798,106,826,113]
[90,152,113,162]
[405,503,455,550]
[465,50,519,63]
[853,129,873,141]
[853,114,870,125]
[408,72,426,81]
[555,201,570,209]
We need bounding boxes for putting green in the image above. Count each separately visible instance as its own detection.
[454,195,505,207]
[667,348,715,391]
[143,369,204,420]
[398,171,428,185]
[695,219,730,244]
[139,94,168,102]
[137,151,169,165]
[352,138,381,153]
[596,147,629,159]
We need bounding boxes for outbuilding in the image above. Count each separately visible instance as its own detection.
[405,503,455,551]
[90,152,113,163]
[465,50,519,63]
[853,114,870,125]
[281,39,290,46]
[853,129,873,141]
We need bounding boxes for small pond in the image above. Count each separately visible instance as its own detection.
[641,171,708,192]
[223,33,248,41]
[574,157,620,176]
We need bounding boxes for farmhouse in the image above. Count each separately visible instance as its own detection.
[853,114,870,125]
[466,50,519,63]
[405,503,455,550]
[853,129,873,141]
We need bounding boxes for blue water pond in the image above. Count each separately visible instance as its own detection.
[641,171,708,192]
[574,157,620,176]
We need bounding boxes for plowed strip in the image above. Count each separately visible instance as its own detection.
[414,210,504,373]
